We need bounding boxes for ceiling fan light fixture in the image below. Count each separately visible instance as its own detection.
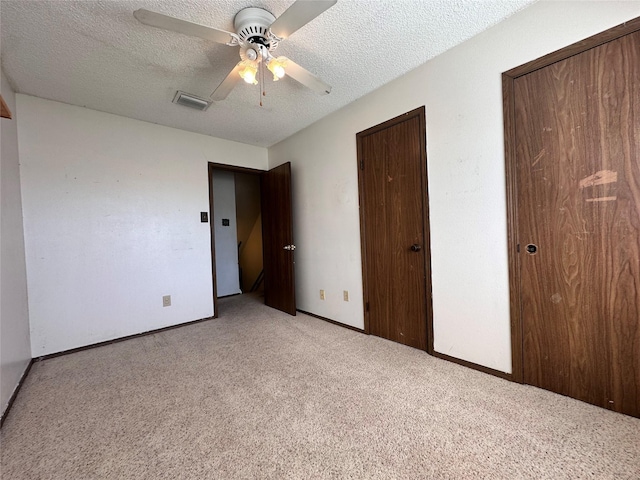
[239,64,258,84]
[134,1,336,102]
[267,57,287,81]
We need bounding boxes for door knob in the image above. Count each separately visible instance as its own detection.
[410,244,422,252]
[283,244,296,251]
[526,244,537,254]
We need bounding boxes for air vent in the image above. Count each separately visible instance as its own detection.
[172,91,211,111]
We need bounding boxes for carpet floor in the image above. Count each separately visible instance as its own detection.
[1,293,639,479]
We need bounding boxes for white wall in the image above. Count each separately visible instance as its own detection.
[1,70,32,414]
[212,170,242,297]
[268,1,640,373]
[17,95,267,356]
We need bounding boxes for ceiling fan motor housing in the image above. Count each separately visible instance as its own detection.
[233,7,278,50]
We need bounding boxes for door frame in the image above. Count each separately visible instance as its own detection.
[356,106,434,353]
[207,162,265,318]
[502,17,640,383]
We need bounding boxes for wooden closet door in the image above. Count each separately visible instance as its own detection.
[514,30,640,417]
[357,108,431,350]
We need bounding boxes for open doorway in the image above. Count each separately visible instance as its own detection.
[209,165,263,317]
[208,162,296,318]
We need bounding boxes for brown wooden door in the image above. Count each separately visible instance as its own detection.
[261,162,296,315]
[514,30,640,417]
[357,107,431,350]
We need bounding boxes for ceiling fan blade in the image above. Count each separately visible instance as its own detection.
[269,0,337,39]
[211,63,243,101]
[134,9,238,45]
[282,58,332,95]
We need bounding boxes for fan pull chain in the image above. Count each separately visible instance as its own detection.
[259,61,263,107]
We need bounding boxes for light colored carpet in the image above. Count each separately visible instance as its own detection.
[1,293,639,479]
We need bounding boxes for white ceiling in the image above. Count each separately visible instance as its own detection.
[1,0,534,147]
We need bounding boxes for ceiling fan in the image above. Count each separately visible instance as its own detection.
[134,0,337,102]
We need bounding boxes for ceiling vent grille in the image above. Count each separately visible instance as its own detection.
[172,91,211,111]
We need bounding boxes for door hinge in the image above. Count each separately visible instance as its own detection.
[365,301,370,312]
[517,243,520,253]
[360,160,364,170]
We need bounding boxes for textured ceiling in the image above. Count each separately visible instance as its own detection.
[1,0,534,147]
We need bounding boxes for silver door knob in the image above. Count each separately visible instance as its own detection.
[283,244,296,251]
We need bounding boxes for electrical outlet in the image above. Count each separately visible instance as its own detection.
[320,289,325,300]
[163,295,171,307]
[343,290,349,301]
